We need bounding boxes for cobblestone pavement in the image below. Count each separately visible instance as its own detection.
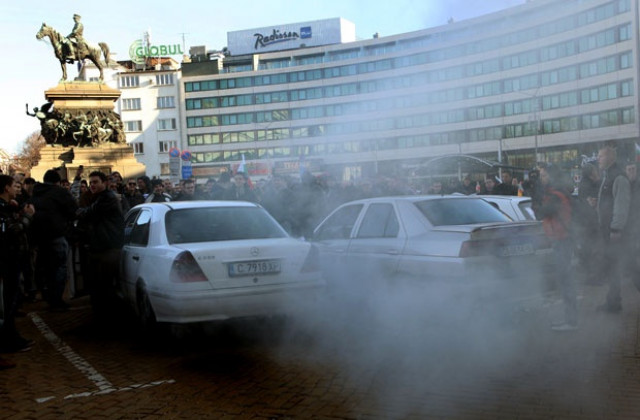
[1,278,640,419]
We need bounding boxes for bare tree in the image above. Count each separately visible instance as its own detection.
[14,131,46,173]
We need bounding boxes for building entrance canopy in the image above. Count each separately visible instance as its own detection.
[414,154,524,179]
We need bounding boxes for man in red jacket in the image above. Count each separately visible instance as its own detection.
[533,164,577,331]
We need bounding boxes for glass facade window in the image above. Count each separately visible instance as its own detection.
[155,74,174,85]
[158,118,177,130]
[157,96,175,109]
[188,133,220,146]
[160,163,170,175]
[120,75,139,88]
[122,98,141,111]
[159,140,177,153]
[124,120,142,132]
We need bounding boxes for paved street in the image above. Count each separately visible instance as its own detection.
[2,278,640,419]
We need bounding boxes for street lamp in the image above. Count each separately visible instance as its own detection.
[514,87,542,166]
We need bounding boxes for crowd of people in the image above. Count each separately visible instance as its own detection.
[531,144,639,331]
[1,143,639,369]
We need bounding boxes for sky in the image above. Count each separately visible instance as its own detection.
[0,0,524,155]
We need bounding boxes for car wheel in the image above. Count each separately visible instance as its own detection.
[136,283,157,330]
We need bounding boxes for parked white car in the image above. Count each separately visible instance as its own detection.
[119,201,324,326]
[479,195,536,221]
[311,195,551,296]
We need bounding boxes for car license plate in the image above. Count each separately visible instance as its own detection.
[498,243,534,257]
[228,260,281,277]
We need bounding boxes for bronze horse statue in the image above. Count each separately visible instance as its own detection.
[36,23,111,81]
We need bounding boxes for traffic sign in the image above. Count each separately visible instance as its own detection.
[169,147,180,158]
[180,150,192,162]
[181,164,192,179]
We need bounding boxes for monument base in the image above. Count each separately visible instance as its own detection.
[31,143,146,183]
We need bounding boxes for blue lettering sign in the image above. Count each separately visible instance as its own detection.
[300,26,311,39]
[254,29,300,50]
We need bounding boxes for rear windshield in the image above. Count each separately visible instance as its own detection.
[414,198,511,226]
[165,207,287,244]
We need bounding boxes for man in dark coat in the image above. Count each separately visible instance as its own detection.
[596,145,631,312]
[76,171,125,317]
[0,175,35,354]
[30,169,78,311]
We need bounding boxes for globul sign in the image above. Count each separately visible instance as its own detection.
[129,40,184,65]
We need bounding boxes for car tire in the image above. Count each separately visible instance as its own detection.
[136,283,157,330]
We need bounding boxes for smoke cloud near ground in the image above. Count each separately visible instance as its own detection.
[270,256,630,418]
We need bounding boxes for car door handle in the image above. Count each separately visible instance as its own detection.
[132,256,140,261]
[386,249,399,255]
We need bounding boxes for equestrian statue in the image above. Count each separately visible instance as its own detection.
[36,14,112,81]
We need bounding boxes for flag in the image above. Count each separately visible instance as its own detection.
[237,154,246,174]
[236,154,253,189]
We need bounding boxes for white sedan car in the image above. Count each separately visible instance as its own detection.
[312,195,551,297]
[119,201,324,326]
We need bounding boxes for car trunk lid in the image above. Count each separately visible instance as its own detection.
[174,238,311,289]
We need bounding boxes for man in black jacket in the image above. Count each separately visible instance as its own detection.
[31,169,78,311]
[0,175,35,355]
[76,171,124,318]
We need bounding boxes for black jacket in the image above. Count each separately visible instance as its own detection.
[0,198,32,257]
[30,182,77,242]
[76,189,124,251]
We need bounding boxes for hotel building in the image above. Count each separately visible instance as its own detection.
[180,0,638,180]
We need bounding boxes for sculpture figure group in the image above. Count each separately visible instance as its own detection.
[27,102,125,147]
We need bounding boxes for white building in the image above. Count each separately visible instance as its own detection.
[81,56,182,178]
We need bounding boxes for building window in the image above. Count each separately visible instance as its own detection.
[120,75,139,88]
[159,140,177,153]
[122,98,141,111]
[157,118,177,130]
[157,96,175,108]
[133,142,144,154]
[160,163,170,175]
[124,120,142,132]
[155,73,174,85]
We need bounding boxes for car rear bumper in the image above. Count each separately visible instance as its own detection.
[148,280,325,323]
[397,251,551,299]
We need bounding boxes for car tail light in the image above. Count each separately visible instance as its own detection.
[301,245,321,273]
[170,251,208,283]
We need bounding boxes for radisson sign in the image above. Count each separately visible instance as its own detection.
[253,26,311,50]
[128,40,184,64]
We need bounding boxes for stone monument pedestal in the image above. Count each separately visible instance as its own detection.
[30,82,146,181]
[32,143,146,182]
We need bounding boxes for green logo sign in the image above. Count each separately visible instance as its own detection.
[128,40,184,64]
[129,40,145,64]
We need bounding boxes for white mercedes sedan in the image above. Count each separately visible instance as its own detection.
[119,201,324,326]
[311,195,551,299]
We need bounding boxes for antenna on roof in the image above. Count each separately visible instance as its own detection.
[179,32,190,55]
